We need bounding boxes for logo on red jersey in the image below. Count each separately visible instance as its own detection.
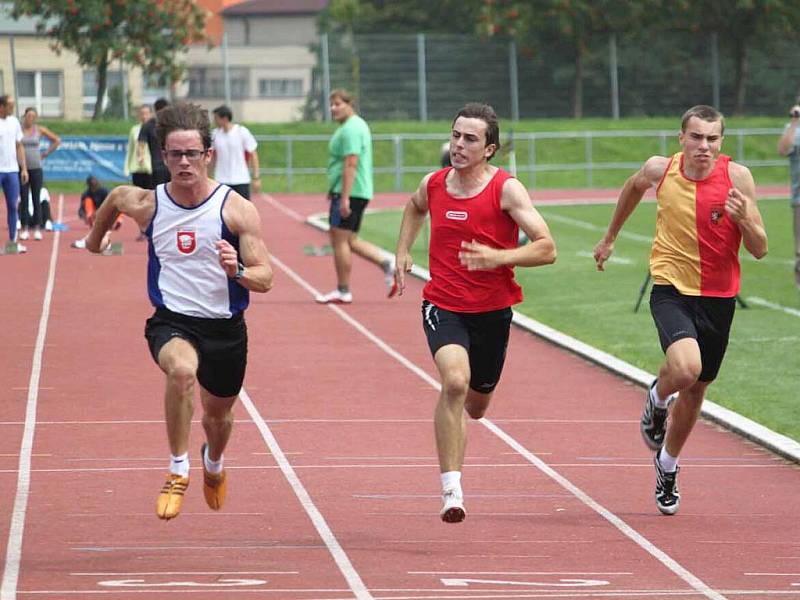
[445,210,468,221]
[176,229,197,255]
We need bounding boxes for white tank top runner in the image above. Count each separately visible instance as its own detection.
[146,183,248,318]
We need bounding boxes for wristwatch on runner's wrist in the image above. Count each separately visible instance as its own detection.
[234,262,245,280]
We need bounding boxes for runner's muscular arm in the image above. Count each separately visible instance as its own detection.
[85,186,154,253]
[458,178,556,270]
[393,173,431,296]
[727,162,768,259]
[219,193,273,293]
[593,155,668,271]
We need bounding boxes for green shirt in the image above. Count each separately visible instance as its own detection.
[327,114,373,200]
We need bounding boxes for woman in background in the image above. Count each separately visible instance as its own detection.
[18,107,60,241]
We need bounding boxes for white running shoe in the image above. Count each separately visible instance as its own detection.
[315,289,353,304]
[33,230,42,241]
[18,230,29,240]
[71,238,86,249]
[440,487,466,523]
[44,220,53,231]
[15,243,27,254]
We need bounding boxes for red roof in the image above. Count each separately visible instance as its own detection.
[222,0,328,15]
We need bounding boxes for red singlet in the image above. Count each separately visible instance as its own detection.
[422,167,523,313]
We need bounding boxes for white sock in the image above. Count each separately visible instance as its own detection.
[650,382,670,409]
[440,471,462,492]
[658,448,678,472]
[203,445,224,475]
[170,452,190,477]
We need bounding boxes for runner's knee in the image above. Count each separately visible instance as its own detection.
[441,371,469,400]
[667,358,702,390]
[166,361,196,391]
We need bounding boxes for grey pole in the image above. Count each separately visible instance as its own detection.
[509,41,519,122]
[9,36,18,116]
[120,59,129,120]
[321,33,331,122]
[710,32,720,109]
[222,31,231,106]
[609,34,620,120]
[417,33,427,121]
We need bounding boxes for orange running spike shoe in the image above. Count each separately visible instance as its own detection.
[201,443,227,510]
[156,473,189,520]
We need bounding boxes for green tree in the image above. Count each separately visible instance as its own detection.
[481,0,651,118]
[12,0,208,120]
[669,0,800,115]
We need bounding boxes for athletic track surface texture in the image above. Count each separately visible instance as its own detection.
[0,191,798,600]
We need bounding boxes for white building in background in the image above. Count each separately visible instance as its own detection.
[181,0,326,123]
[0,0,328,122]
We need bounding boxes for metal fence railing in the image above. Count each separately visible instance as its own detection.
[258,128,786,193]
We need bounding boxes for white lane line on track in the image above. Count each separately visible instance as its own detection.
[746,296,800,318]
[1,195,63,600]
[266,248,726,600]
[262,193,305,222]
[239,388,373,600]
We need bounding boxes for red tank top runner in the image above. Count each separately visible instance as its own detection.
[423,167,523,313]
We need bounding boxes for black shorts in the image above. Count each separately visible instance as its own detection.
[421,300,513,394]
[328,193,368,232]
[132,172,153,190]
[650,284,735,382]
[228,183,251,200]
[144,308,248,397]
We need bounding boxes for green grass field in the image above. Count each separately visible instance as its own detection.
[357,198,800,442]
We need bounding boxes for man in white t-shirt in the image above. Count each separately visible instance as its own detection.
[209,105,260,200]
[0,95,28,252]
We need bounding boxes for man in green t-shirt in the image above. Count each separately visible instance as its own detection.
[315,89,397,304]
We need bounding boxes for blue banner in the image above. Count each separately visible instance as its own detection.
[43,136,128,182]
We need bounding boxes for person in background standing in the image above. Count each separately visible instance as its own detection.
[138,98,170,187]
[209,105,260,200]
[315,89,396,304]
[125,104,153,190]
[777,99,800,289]
[18,107,59,241]
[0,95,28,253]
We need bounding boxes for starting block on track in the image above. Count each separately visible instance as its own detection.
[303,244,332,256]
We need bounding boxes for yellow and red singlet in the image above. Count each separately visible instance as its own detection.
[650,152,742,297]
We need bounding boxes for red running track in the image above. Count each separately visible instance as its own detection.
[0,192,798,599]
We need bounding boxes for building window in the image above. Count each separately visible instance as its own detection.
[188,67,249,99]
[143,73,169,106]
[82,70,124,117]
[258,78,302,98]
[17,71,62,117]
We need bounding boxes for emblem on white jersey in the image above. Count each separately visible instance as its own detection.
[445,210,468,221]
[176,229,197,255]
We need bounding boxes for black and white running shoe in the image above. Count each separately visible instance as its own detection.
[640,380,669,450]
[440,487,466,523]
[654,449,680,515]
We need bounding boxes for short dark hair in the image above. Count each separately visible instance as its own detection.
[452,102,500,160]
[153,97,169,113]
[0,95,8,108]
[329,88,354,105]
[681,105,725,135]
[213,105,233,121]
[86,175,98,185]
[156,101,212,150]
